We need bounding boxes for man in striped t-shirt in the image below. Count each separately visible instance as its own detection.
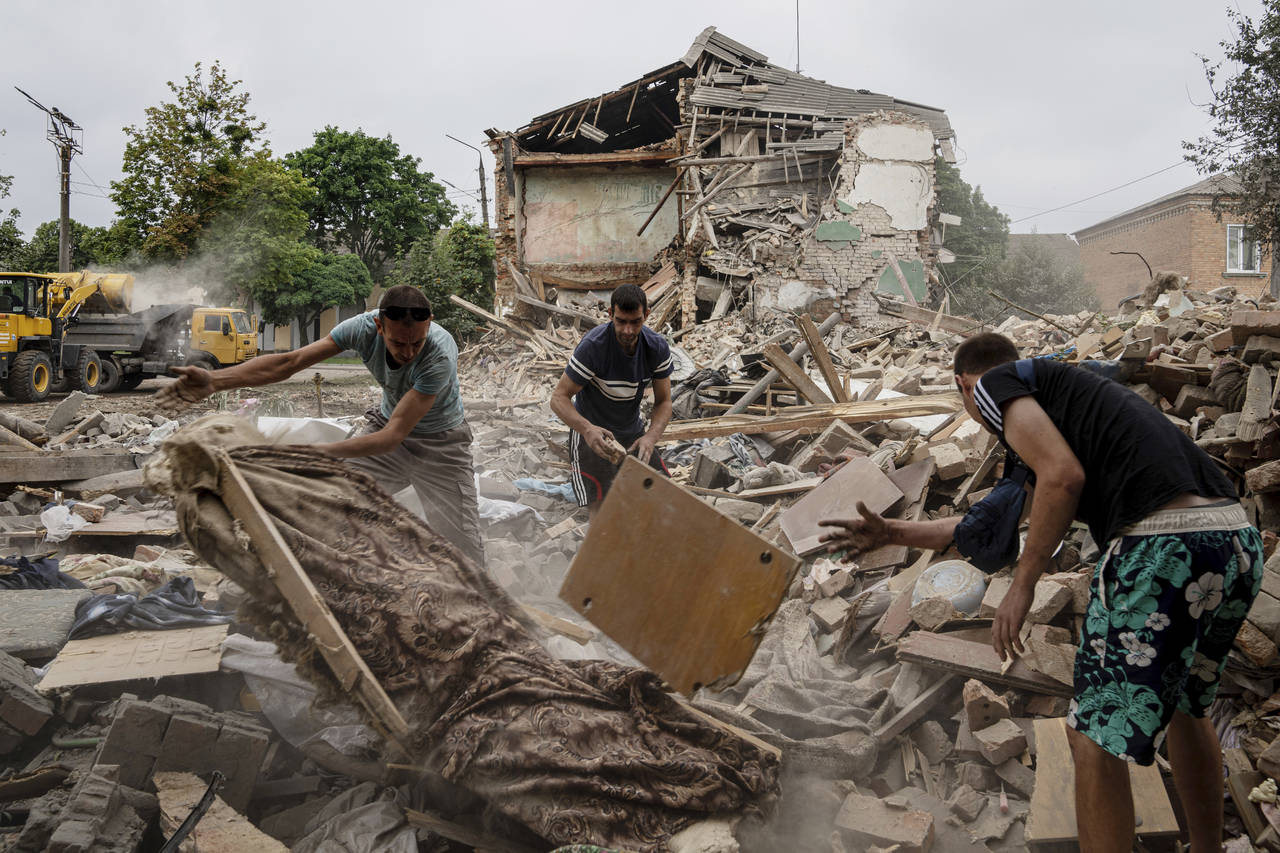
[550,284,673,518]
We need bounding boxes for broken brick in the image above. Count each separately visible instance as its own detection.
[973,718,1027,766]
[962,679,1010,732]
[947,783,987,822]
[835,792,934,853]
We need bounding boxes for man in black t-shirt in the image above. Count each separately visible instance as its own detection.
[550,284,673,519]
[821,332,1261,853]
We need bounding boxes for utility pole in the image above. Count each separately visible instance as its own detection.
[445,134,489,232]
[16,87,83,272]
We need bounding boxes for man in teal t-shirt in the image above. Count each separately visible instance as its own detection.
[157,285,484,567]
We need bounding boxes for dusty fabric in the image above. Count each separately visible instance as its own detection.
[148,418,778,852]
[710,599,883,740]
[346,408,485,568]
[69,576,232,639]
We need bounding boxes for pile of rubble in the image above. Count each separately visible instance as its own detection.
[5,268,1280,851]
[452,271,1280,850]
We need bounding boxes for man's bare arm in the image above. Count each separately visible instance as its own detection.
[157,337,342,410]
[315,388,436,459]
[645,376,673,440]
[550,372,618,457]
[819,503,962,560]
[993,395,1085,659]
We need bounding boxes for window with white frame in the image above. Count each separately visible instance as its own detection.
[1227,224,1261,273]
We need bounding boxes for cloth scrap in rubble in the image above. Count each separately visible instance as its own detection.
[69,576,233,640]
[0,554,87,591]
[147,416,779,853]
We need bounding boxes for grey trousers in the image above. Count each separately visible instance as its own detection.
[347,410,485,568]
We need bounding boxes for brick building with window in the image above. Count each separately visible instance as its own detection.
[1074,174,1274,309]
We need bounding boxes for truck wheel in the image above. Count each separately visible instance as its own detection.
[118,374,145,392]
[7,351,54,403]
[68,350,102,394]
[186,354,218,371]
[97,358,122,394]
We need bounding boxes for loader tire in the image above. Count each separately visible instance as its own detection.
[7,351,53,403]
[97,358,122,394]
[68,350,102,394]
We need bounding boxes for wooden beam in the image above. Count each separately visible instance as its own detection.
[797,314,849,403]
[896,631,1073,697]
[763,342,832,405]
[666,152,828,167]
[884,255,918,306]
[214,451,410,746]
[876,299,984,337]
[512,148,677,167]
[513,292,602,325]
[874,674,959,746]
[661,394,962,442]
[725,313,837,415]
[637,170,683,237]
[0,422,42,452]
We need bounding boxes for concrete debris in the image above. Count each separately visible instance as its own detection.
[2,265,1280,849]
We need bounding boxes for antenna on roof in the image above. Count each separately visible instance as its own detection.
[15,86,83,273]
[795,0,801,74]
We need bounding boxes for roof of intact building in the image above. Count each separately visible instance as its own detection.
[1074,173,1243,239]
[501,27,954,157]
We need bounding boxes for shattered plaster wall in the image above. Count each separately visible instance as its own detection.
[754,112,937,322]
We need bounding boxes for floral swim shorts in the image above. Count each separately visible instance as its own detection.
[1068,502,1262,765]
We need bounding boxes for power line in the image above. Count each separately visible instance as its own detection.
[1010,161,1189,224]
[72,160,110,196]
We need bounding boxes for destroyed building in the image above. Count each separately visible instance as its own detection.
[485,27,956,326]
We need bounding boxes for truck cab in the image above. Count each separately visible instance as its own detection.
[189,308,258,367]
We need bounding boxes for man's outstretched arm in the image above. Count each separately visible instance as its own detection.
[629,376,673,461]
[315,388,436,459]
[156,336,342,411]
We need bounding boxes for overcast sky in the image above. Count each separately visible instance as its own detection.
[0,0,1260,244]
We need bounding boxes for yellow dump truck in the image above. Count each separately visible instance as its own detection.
[0,270,257,402]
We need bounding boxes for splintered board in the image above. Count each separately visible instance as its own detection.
[780,457,903,556]
[1026,717,1179,850]
[559,456,800,694]
[38,624,228,691]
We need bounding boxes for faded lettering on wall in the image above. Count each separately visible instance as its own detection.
[523,168,679,264]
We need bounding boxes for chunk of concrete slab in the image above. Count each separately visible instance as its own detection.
[0,589,92,660]
[45,391,89,435]
[963,679,1010,732]
[835,792,934,853]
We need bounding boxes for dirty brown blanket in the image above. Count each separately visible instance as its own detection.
[150,426,778,851]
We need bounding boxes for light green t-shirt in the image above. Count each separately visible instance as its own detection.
[328,311,464,435]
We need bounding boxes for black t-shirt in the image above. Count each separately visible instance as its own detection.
[974,358,1238,545]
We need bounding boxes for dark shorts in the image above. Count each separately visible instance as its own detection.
[569,428,668,507]
[1068,503,1262,765]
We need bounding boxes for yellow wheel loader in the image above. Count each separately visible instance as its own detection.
[0,271,257,402]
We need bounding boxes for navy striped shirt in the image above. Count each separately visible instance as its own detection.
[565,323,673,435]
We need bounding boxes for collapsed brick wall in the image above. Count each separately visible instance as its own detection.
[749,111,938,323]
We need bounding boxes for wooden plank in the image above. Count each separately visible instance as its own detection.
[505,258,538,299]
[39,625,227,691]
[0,448,138,485]
[876,299,983,337]
[762,341,832,405]
[215,451,410,745]
[1239,363,1274,442]
[559,457,800,695]
[735,476,823,499]
[885,255,919,306]
[1026,718,1179,847]
[51,411,104,447]
[155,772,289,853]
[797,314,850,403]
[1225,747,1269,842]
[874,674,959,745]
[780,457,902,556]
[0,422,42,452]
[896,631,1074,697]
[513,292,601,324]
[662,394,963,442]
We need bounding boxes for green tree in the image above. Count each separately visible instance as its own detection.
[257,252,372,346]
[992,241,1099,317]
[18,219,112,272]
[111,61,266,260]
[195,154,317,306]
[1185,4,1280,254]
[284,127,455,280]
[392,219,495,339]
[0,129,20,270]
[934,158,1012,318]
